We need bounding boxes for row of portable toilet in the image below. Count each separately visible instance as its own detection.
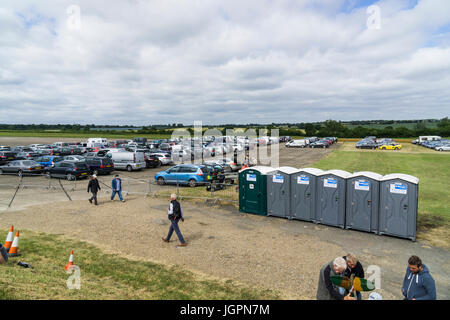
[238,166,419,241]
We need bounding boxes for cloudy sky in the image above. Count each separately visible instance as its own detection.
[0,0,449,125]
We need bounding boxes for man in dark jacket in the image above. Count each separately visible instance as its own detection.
[87,174,101,205]
[343,253,365,300]
[0,243,8,264]
[162,194,186,247]
[111,174,125,202]
[317,257,356,300]
[401,255,436,300]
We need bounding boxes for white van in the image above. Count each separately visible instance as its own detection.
[419,136,441,143]
[87,138,108,148]
[286,139,307,148]
[106,150,145,171]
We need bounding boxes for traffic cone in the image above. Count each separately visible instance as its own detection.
[4,226,14,252]
[64,250,75,271]
[8,230,21,257]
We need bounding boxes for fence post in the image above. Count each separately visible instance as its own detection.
[177,179,180,198]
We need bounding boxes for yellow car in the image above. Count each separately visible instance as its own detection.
[379,143,402,150]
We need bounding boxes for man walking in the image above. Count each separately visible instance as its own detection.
[316,257,356,300]
[401,255,436,300]
[162,194,187,247]
[87,174,101,205]
[111,174,125,202]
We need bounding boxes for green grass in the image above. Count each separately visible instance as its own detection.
[313,150,450,235]
[0,231,280,300]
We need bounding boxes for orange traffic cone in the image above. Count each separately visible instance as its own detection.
[4,226,14,252]
[64,250,75,271]
[8,230,21,257]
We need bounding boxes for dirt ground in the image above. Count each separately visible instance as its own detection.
[1,138,449,300]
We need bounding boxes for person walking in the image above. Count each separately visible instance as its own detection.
[87,174,101,205]
[316,257,356,300]
[111,174,125,202]
[401,255,436,300]
[0,243,8,264]
[343,253,365,300]
[162,194,187,247]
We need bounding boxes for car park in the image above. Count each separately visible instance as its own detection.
[155,164,210,187]
[0,160,45,176]
[44,161,90,180]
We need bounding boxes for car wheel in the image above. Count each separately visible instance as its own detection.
[394,147,398,150]
[188,179,197,188]
[18,170,23,177]
[157,177,165,185]
[66,173,75,181]
[127,165,133,172]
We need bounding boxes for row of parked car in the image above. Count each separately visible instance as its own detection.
[355,137,402,150]
[284,137,338,148]
[411,136,450,151]
[0,137,250,182]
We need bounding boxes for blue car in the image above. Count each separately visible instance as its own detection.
[155,164,210,187]
[33,155,64,167]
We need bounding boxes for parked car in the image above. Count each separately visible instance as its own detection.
[0,151,16,165]
[33,155,64,167]
[286,139,307,148]
[379,143,402,150]
[63,155,86,162]
[14,151,41,160]
[144,154,161,168]
[151,152,173,165]
[310,140,329,148]
[0,160,45,176]
[105,151,146,172]
[435,144,450,152]
[155,164,210,187]
[356,140,378,149]
[44,161,90,180]
[85,157,115,175]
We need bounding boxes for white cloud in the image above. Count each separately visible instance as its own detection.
[0,0,449,125]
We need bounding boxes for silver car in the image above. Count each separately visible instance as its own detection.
[435,145,450,151]
[0,160,45,176]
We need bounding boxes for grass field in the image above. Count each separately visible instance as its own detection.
[313,147,450,247]
[0,231,279,300]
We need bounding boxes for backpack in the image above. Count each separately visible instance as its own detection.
[171,200,181,218]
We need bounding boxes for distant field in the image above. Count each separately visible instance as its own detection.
[344,122,439,130]
[313,147,450,247]
[0,131,172,139]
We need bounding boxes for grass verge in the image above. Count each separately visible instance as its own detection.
[0,230,279,300]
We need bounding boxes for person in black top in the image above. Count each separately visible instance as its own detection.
[343,253,365,300]
[162,194,186,247]
[87,174,101,205]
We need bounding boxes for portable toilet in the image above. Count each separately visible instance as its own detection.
[239,166,275,216]
[266,167,298,219]
[290,168,324,222]
[345,171,383,234]
[316,169,351,228]
[379,174,419,241]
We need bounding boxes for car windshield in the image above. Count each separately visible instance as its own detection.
[22,160,38,166]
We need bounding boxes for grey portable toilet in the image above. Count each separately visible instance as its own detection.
[346,171,383,234]
[266,166,297,219]
[316,169,351,228]
[290,168,324,222]
[379,174,419,241]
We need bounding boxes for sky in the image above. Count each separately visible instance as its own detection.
[0,0,449,125]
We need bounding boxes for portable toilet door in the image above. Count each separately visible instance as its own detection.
[290,168,324,222]
[316,170,351,228]
[239,166,274,216]
[266,167,297,219]
[379,174,419,241]
[345,171,383,234]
